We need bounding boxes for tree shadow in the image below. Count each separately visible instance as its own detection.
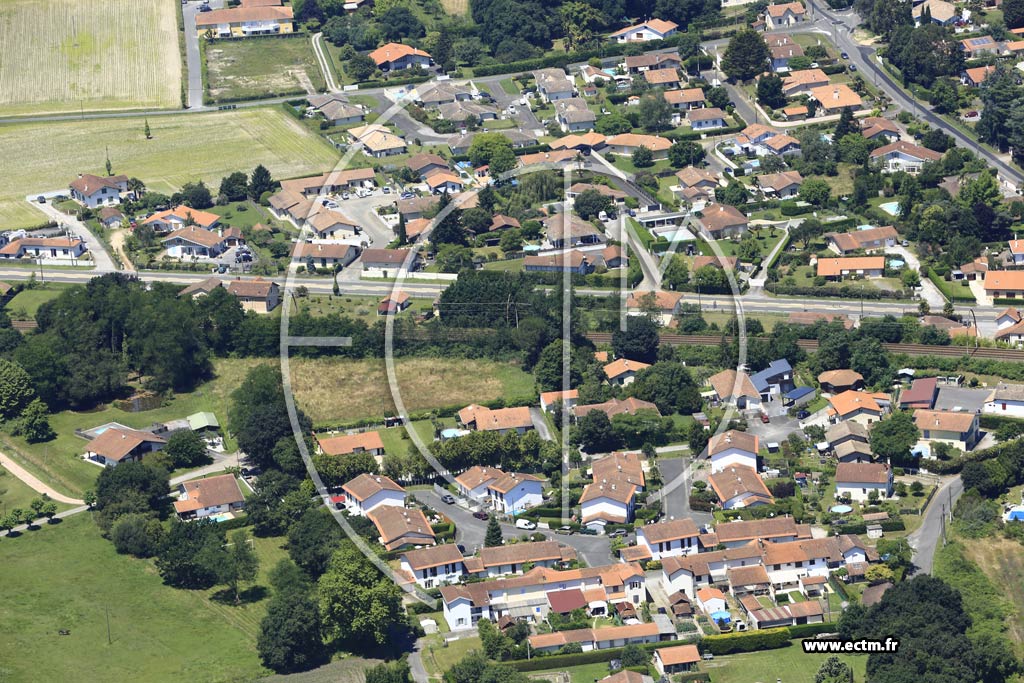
[210,585,268,606]
[47,517,63,525]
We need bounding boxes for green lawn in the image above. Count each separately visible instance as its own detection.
[0,464,70,514]
[4,283,71,319]
[526,662,612,683]
[295,294,434,326]
[207,201,279,231]
[1,358,257,498]
[481,258,525,272]
[482,118,516,130]
[421,634,481,680]
[0,108,339,229]
[707,641,867,683]
[204,35,326,103]
[0,514,275,683]
[499,78,519,95]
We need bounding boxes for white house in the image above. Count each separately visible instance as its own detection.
[913,409,981,451]
[470,541,576,578]
[603,358,652,386]
[399,544,467,589]
[533,68,575,102]
[69,173,129,208]
[764,2,806,29]
[984,384,1024,419]
[173,473,245,520]
[161,226,230,259]
[540,389,579,413]
[342,473,407,516]
[695,587,728,615]
[455,465,502,500]
[708,466,774,509]
[580,479,636,532]
[835,462,893,502]
[486,472,544,514]
[871,141,943,174]
[708,430,759,474]
[687,107,728,131]
[84,427,166,467]
[0,237,87,261]
[635,518,701,561]
[608,18,679,43]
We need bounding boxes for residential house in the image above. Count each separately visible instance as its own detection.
[816,256,885,280]
[400,544,467,588]
[307,93,364,126]
[984,384,1024,418]
[349,123,407,158]
[573,397,662,420]
[953,256,988,282]
[368,506,435,551]
[415,82,473,108]
[696,203,749,239]
[660,545,765,600]
[709,517,811,549]
[996,306,1023,330]
[674,166,719,198]
[544,214,606,248]
[424,170,464,195]
[177,277,223,299]
[369,43,431,71]
[194,5,294,36]
[828,390,885,426]
[406,153,449,179]
[1010,239,1024,266]
[600,670,653,683]
[603,358,651,386]
[635,518,701,561]
[825,225,898,255]
[963,65,996,87]
[654,645,700,676]
[555,98,597,132]
[728,564,773,597]
[551,132,607,153]
[97,206,124,229]
[568,183,628,204]
[161,226,229,258]
[524,251,591,275]
[764,2,806,29]
[485,472,545,514]
[361,248,420,277]
[518,149,580,167]
[225,278,279,313]
[455,466,504,500]
[757,170,803,198]
[580,479,637,531]
[143,205,220,233]
[84,427,166,467]
[527,621,659,652]
[687,107,728,131]
[457,405,534,435]
[173,474,245,520]
[600,244,626,269]
[707,368,761,409]
[626,289,683,324]
[294,242,359,270]
[533,68,575,101]
[782,104,808,120]
[437,100,498,123]
[69,173,129,208]
[871,141,943,174]
[834,439,873,463]
[860,117,901,142]
[396,196,437,221]
[708,466,774,509]
[913,409,981,451]
[781,68,829,97]
[899,377,938,409]
[643,68,682,89]
[316,431,385,458]
[378,291,412,316]
[540,389,579,413]
[467,541,577,578]
[306,211,360,240]
[279,169,376,196]
[961,35,999,58]
[768,37,805,71]
[0,237,87,261]
[984,270,1024,299]
[609,19,679,42]
[709,430,760,474]
[342,473,406,516]
[664,88,706,110]
[623,53,682,74]
[913,0,956,25]
[696,587,728,614]
[818,369,865,394]
[835,462,893,502]
[809,84,863,113]
[604,133,672,159]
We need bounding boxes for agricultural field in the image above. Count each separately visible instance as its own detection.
[205,36,326,103]
[0,108,339,229]
[0,0,181,117]
[440,0,470,14]
[214,357,535,426]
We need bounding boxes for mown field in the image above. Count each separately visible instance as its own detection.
[205,36,326,103]
[217,357,537,426]
[0,514,383,683]
[0,108,339,229]
[0,0,181,117]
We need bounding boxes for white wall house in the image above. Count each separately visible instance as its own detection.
[487,474,544,514]
[342,473,407,516]
[708,430,759,474]
[399,545,467,589]
[579,481,636,533]
[635,518,700,561]
[608,19,679,42]
[69,173,129,208]
[835,462,893,503]
[984,384,1024,418]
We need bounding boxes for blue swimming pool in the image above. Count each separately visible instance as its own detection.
[879,201,901,216]
[830,504,854,514]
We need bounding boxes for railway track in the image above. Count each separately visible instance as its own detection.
[585,333,1024,362]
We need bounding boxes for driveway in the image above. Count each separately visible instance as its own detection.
[182,0,224,110]
[657,455,713,528]
[907,475,962,575]
[890,244,943,308]
[530,408,554,442]
[26,198,116,271]
[336,191,397,248]
[0,453,83,504]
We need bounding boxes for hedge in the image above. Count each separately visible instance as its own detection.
[787,622,839,639]
[357,74,431,89]
[765,283,909,300]
[927,268,976,303]
[700,628,791,655]
[779,201,814,216]
[831,517,906,535]
[979,414,1024,431]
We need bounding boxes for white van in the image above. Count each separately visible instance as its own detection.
[598,210,608,221]
[514,518,537,530]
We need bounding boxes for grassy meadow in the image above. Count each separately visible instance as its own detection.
[205,36,326,103]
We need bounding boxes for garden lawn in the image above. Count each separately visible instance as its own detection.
[421,634,481,680]
[0,108,339,229]
[0,464,70,514]
[525,662,613,683]
[4,283,71,319]
[0,514,270,683]
[207,201,278,231]
[705,641,866,683]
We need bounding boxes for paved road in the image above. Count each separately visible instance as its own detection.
[182,0,225,111]
[0,453,84,504]
[658,455,713,528]
[529,407,554,442]
[907,474,963,575]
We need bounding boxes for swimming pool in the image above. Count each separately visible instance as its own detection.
[210,513,233,523]
[830,504,853,514]
[879,201,901,216]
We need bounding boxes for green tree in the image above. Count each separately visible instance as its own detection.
[573,189,613,220]
[1007,0,1024,28]
[228,365,310,471]
[164,430,210,469]
[576,410,620,453]
[144,119,152,139]
[469,132,516,168]
[249,164,275,199]
[94,461,170,532]
[257,561,325,673]
[612,315,659,363]
[13,398,54,443]
[218,171,249,202]
[663,254,690,290]
[218,530,260,604]
[799,178,832,206]
[837,133,872,165]
[287,507,343,578]
[722,29,770,81]
[815,656,854,683]
[485,515,503,547]
[638,93,672,132]
[706,86,730,109]
[870,410,920,465]
[833,106,857,140]
[595,112,633,135]
[631,145,654,168]
[668,140,705,168]
[489,145,518,179]
[110,512,165,558]
[929,78,959,114]
[756,73,786,109]
[176,181,214,209]
[716,180,749,206]
[318,542,406,649]
[366,659,413,683]
[348,53,376,81]
[559,2,606,52]
[621,643,648,667]
[431,192,467,246]
[0,359,35,420]
[156,519,224,588]
[791,216,824,249]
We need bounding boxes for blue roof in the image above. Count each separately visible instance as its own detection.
[785,386,815,401]
[1010,510,1024,521]
[750,358,793,393]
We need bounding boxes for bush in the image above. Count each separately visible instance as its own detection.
[700,628,791,655]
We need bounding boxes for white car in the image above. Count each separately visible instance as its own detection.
[508,104,517,115]
[519,96,528,106]
[514,518,537,530]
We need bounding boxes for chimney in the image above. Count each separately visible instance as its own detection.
[833,88,840,100]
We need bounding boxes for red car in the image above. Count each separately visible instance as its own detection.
[760,414,770,423]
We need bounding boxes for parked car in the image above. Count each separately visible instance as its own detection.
[472,510,489,520]
[902,240,910,247]
[841,51,849,59]
[400,192,415,200]
[579,526,598,535]
[555,525,575,535]
[760,413,770,423]
[849,64,857,71]
[608,528,628,538]
[796,409,810,419]
[440,493,455,504]
[382,186,391,194]
[514,518,537,530]
[341,192,350,200]
[199,4,212,11]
